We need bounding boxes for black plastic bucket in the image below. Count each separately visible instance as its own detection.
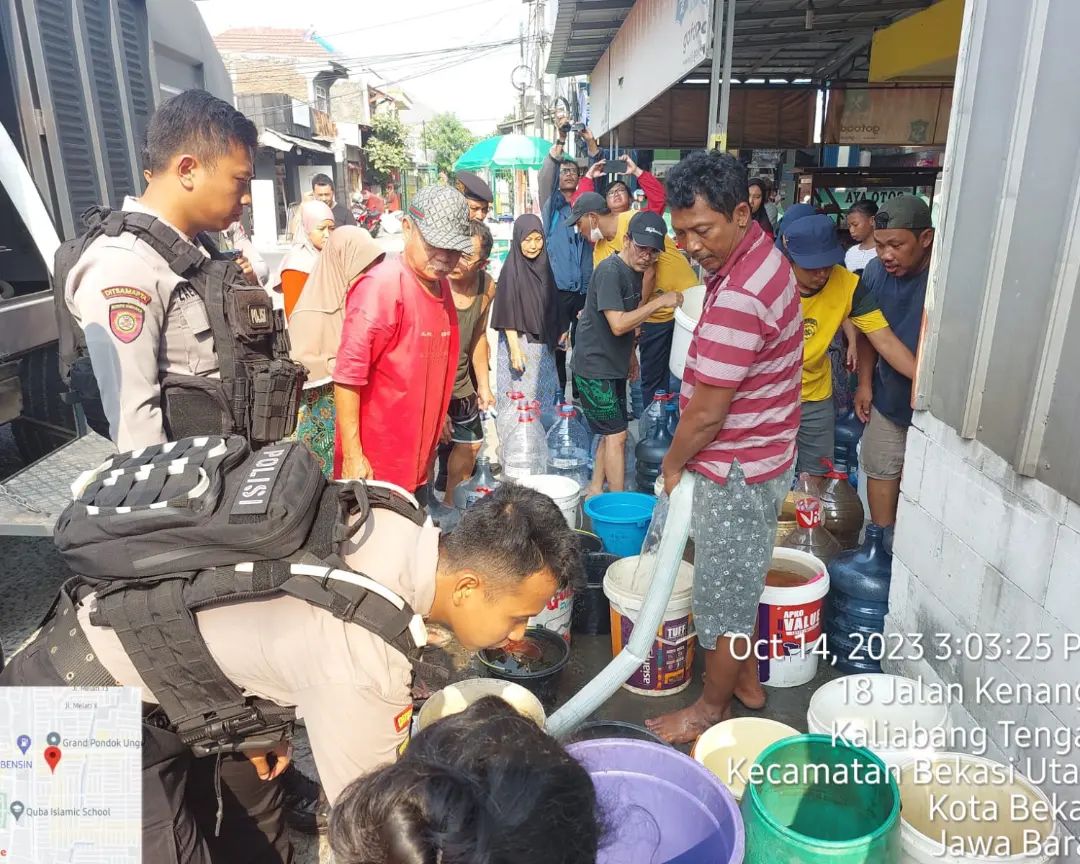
[572,552,619,635]
[563,720,669,747]
[479,627,569,711]
[574,529,604,555]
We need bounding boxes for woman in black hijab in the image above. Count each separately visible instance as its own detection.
[748,178,775,237]
[490,214,561,428]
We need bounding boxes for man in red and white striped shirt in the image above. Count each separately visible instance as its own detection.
[648,150,802,744]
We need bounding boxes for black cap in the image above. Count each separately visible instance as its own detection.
[566,191,609,226]
[454,171,493,203]
[628,211,667,251]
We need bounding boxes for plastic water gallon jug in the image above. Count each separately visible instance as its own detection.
[825,523,892,674]
[503,409,548,480]
[634,401,674,493]
[835,411,865,491]
[818,445,865,549]
[496,390,526,450]
[636,390,669,440]
[546,403,592,487]
[452,456,501,510]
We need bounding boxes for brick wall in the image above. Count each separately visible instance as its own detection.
[885,409,1080,858]
[223,56,309,103]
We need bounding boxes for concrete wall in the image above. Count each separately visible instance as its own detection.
[148,0,233,102]
[885,408,1080,859]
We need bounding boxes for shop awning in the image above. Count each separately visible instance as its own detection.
[548,0,940,137]
[258,129,334,155]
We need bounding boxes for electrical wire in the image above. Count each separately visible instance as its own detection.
[318,0,504,38]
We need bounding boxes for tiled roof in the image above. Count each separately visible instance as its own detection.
[214,28,334,59]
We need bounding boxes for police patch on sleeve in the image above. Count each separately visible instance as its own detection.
[108,302,145,343]
[102,285,152,305]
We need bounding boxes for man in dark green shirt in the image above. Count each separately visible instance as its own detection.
[570,210,682,494]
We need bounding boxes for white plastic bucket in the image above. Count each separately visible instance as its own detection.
[417,678,546,731]
[897,754,1057,863]
[807,674,951,767]
[668,284,707,379]
[528,584,575,644]
[603,555,696,696]
[757,548,829,688]
[516,474,581,529]
[692,717,799,801]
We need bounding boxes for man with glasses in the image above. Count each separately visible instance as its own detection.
[569,192,699,408]
[539,109,597,391]
[570,211,683,495]
[333,185,473,503]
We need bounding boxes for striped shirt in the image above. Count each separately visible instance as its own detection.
[680,222,803,485]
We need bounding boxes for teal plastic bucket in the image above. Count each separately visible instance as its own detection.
[584,492,656,557]
[741,733,900,863]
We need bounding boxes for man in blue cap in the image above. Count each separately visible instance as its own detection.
[779,214,915,475]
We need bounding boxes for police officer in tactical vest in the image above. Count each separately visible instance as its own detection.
[56,89,304,452]
[1,434,581,864]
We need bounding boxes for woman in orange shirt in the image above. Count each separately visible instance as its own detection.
[270,200,335,318]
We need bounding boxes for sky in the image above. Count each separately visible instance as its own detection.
[195,0,532,134]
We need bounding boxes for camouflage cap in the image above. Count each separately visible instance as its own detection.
[407,185,473,253]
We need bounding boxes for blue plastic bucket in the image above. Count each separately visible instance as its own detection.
[569,739,745,864]
[584,492,656,557]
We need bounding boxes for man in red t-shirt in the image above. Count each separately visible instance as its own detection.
[333,185,474,501]
[647,150,803,745]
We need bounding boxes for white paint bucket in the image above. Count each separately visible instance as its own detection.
[516,474,581,528]
[417,678,546,731]
[528,584,575,644]
[692,717,799,801]
[807,674,951,767]
[757,548,830,688]
[604,555,696,696]
[668,284,707,380]
[897,754,1058,863]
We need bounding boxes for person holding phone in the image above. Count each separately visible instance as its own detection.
[574,152,667,217]
[539,108,600,391]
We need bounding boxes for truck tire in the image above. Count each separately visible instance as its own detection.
[11,345,108,463]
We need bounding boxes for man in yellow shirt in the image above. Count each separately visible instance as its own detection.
[779,214,916,475]
[572,192,699,407]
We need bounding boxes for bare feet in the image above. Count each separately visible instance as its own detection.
[645,697,729,745]
[734,682,767,710]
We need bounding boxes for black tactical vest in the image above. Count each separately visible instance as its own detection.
[54,207,306,446]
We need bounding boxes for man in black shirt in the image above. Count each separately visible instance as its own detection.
[570,210,682,494]
[312,172,354,227]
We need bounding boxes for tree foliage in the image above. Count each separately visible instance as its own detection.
[367,112,411,184]
[421,113,477,176]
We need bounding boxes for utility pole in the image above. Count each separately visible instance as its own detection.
[532,0,546,138]
[519,21,527,134]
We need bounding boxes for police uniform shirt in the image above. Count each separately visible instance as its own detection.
[76,505,437,804]
[64,197,219,452]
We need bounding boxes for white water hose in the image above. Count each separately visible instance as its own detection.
[546,471,695,738]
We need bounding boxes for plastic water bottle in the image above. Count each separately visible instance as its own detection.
[496,390,526,448]
[637,389,669,440]
[452,456,501,510]
[546,403,592,487]
[502,409,548,480]
[663,398,679,437]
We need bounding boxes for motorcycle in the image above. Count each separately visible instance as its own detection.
[351,204,382,238]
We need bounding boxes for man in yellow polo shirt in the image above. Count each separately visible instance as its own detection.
[778,214,916,475]
[571,191,699,407]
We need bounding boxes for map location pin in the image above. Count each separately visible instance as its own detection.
[16,734,31,755]
[9,801,24,822]
[46,732,61,747]
[44,746,62,774]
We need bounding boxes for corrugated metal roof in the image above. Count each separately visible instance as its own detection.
[547,0,936,81]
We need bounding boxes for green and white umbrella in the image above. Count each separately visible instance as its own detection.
[453,134,552,171]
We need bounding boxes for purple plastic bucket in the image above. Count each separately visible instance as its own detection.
[568,739,745,864]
